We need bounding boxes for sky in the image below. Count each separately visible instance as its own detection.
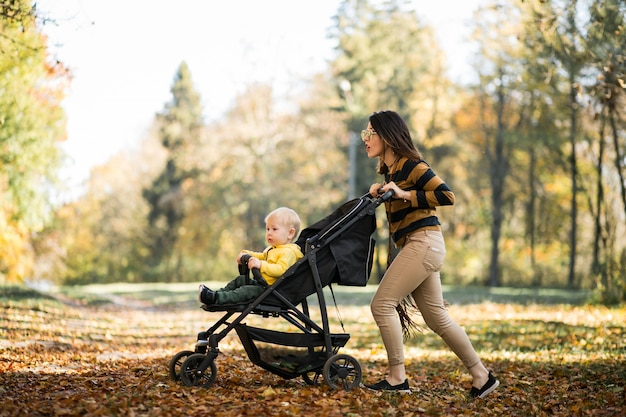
[36,0,484,194]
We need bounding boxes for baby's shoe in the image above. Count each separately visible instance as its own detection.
[198,284,216,305]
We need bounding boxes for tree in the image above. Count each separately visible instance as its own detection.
[142,61,205,281]
[33,129,166,285]
[469,1,527,287]
[523,0,625,296]
[181,80,349,280]
[330,0,451,196]
[500,0,573,287]
[585,0,626,302]
[527,0,589,288]
[0,0,68,282]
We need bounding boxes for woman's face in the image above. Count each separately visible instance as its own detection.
[362,123,383,159]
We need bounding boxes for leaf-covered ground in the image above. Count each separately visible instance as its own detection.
[1,284,624,416]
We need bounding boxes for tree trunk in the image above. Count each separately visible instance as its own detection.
[528,146,538,285]
[567,80,578,289]
[609,112,626,219]
[488,71,507,287]
[592,112,606,275]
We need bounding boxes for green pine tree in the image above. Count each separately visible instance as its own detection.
[143,61,204,281]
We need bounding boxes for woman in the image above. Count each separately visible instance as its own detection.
[363,110,499,398]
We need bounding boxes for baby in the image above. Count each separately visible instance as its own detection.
[198,207,303,305]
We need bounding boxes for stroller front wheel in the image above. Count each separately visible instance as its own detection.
[322,354,362,391]
[169,350,194,382]
[180,353,218,388]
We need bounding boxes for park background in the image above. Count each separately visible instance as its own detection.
[1,0,625,415]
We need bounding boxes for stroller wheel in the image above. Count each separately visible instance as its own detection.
[169,350,194,382]
[302,370,322,386]
[180,353,218,388]
[322,354,362,391]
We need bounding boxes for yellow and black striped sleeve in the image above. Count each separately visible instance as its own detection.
[405,161,455,208]
[390,159,455,208]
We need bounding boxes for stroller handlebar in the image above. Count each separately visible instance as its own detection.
[367,189,394,202]
[379,189,394,201]
[364,189,394,215]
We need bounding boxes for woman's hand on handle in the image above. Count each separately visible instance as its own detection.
[369,183,383,197]
[372,181,407,200]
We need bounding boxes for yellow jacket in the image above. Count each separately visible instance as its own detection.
[242,243,304,285]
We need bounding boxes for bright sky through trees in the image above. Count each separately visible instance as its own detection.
[36,0,484,192]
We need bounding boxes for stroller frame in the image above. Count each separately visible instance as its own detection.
[169,192,391,390]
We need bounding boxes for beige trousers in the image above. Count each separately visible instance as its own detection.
[370,229,481,369]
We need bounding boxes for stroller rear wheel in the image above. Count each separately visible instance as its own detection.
[322,354,362,391]
[169,350,194,382]
[180,353,218,388]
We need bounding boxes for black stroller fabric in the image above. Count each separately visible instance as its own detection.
[260,197,376,306]
[298,198,376,286]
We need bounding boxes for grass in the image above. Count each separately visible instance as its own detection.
[16,281,594,309]
[1,282,624,416]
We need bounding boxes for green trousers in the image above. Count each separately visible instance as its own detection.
[215,275,264,304]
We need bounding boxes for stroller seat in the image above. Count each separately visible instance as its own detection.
[201,302,286,316]
[198,254,313,314]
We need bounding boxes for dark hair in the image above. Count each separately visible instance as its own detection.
[369,110,422,174]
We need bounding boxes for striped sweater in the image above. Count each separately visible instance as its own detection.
[384,157,455,247]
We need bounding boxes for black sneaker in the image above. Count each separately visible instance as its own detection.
[364,379,411,393]
[469,371,500,399]
[198,284,216,305]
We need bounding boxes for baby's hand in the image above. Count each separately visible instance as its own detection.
[248,258,261,269]
[236,252,246,264]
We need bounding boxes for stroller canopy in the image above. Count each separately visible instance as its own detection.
[262,197,376,306]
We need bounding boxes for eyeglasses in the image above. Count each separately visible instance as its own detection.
[360,129,378,142]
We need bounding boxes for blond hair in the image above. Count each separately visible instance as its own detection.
[265,207,301,242]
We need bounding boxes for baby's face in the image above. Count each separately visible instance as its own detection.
[265,218,294,246]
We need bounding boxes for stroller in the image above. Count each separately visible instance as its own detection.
[169,192,392,391]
